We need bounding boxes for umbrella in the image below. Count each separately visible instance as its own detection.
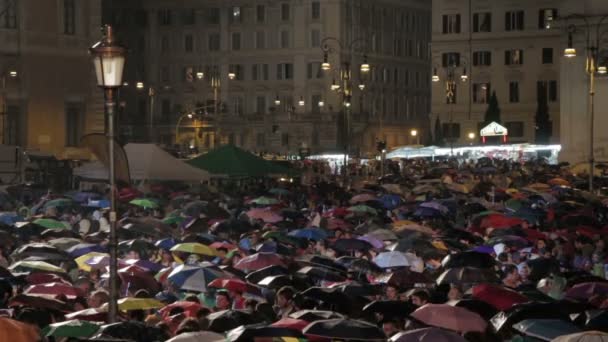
[226,324,306,341]
[9,260,66,274]
[297,266,346,282]
[441,251,496,269]
[158,301,203,319]
[411,304,488,333]
[11,243,71,261]
[41,319,100,338]
[8,293,71,312]
[333,238,374,252]
[374,268,434,288]
[170,242,217,256]
[234,252,286,272]
[289,310,344,322]
[96,321,167,342]
[336,256,383,274]
[447,299,498,320]
[246,208,283,223]
[114,297,164,311]
[362,300,416,318]
[167,331,225,342]
[379,194,402,210]
[129,198,159,209]
[66,243,107,257]
[155,238,179,250]
[479,214,524,229]
[382,184,403,194]
[303,318,386,341]
[566,282,608,301]
[552,331,608,342]
[288,228,328,241]
[389,328,468,342]
[251,196,280,206]
[208,278,261,296]
[357,235,384,249]
[269,188,291,196]
[25,282,82,299]
[0,317,40,342]
[366,229,398,241]
[373,251,412,268]
[245,264,289,284]
[347,205,378,215]
[392,221,435,235]
[168,264,223,291]
[436,267,498,285]
[75,252,108,272]
[32,218,69,230]
[207,310,258,333]
[472,284,529,311]
[350,193,378,204]
[65,307,107,322]
[490,302,582,333]
[513,319,581,341]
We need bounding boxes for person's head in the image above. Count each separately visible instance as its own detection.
[502,264,521,285]
[517,262,530,280]
[382,319,400,337]
[536,239,547,250]
[276,286,296,309]
[447,284,463,301]
[88,289,110,308]
[184,294,200,303]
[216,247,228,259]
[385,285,399,300]
[74,277,93,295]
[175,317,201,335]
[215,291,232,310]
[410,290,429,307]
[127,249,141,260]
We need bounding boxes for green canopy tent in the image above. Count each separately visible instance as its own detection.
[187,145,296,178]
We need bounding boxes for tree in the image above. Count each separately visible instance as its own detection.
[484,91,501,125]
[433,117,443,146]
[535,83,551,144]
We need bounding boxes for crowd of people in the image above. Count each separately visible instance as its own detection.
[0,157,607,341]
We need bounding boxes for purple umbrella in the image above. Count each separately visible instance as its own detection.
[471,245,495,254]
[357,235,384,249]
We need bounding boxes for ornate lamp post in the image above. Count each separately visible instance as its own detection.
[89,25,126,323]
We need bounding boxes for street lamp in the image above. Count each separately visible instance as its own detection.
[228,72,236,80]
[196,71,204,80]
[9,70,17,78]
[468,132,476,145]
[175,112,195,145]
[89,25,126,324]
[557,15,608,192]
[410,129,420,145]
[274,95,281,106]
[136,81,144,89]
[298,96,305,107]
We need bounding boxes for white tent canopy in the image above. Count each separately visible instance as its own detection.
[74,143,210,182]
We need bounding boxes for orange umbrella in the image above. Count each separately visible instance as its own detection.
[0,317,39,342]
[548,178,570,186]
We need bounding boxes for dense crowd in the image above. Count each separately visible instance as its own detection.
[0,158,607,342]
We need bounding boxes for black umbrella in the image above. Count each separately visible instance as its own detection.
[297,266,346,283]
[11,243,71,262]
[245,265,289,284]
[207,310,259,333]
[447,299,498,320]
[584,310,608,332]
[389,238,440,256]
[226,324,305,341]
[289,309,344,322]
[441,251,496,269]
[336,256,383,274]
[257,275,312,291]
[526,258,560,282]
[362,300,416,318]
[374,269,434,289]
[211,219,255,237]
[296,255,348,273]
[40,229,80,239]
[96,321,168,342]
[300,287,369,315]
[334,282,383,297]
[490,301,587,334]
[332,239,374,253]
[303,318,385,341]
[436,267,498,285]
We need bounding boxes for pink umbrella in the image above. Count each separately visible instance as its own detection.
[246,209,283,223]
[326,218,352,230]
[350,194,377,204]
[25,282,83,299]
[234,252,286,272]
[411,304,487,333]
[391,328,467,342]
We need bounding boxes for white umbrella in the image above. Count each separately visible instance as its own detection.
[551,331,608,342]
[373,251,414,268]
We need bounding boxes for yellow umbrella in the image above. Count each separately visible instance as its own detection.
[527,183,551,191]
[75,252,108,272]
[445,182,470,194]
[117,297,164,311]
[170,243,216,257]
[392,221,434,235]
[432,240,449,251]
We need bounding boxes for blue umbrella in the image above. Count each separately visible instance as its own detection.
[155,238,179,250]
[168,264,223,292]
[67,243,107,257]
[413,207,442,218]
[288,228,328,241]
[379,194,402,210]
[0,213,22,225]
[85,199,110,209]
[66,191,103,203]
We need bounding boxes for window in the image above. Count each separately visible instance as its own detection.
[281,133,289,146]
[158,9,172,25]
[257,133,265,147]
[232,97,244,115]
[251,64,269,81]
[181,9,195,25]
[311,94,322,114]
[161,99,171,120]
[252,64,258,81]
[505,49,524,65]
[505,10,524,31]
[208,33,220,51]
[229,64,244,80]
[255,31,266,49]
[230,6,242,23]
[277,63,293,80]
[307,62,322,79]
[257,5,265,23]
[473,51,492,66]
[184,34,193,52]
[231,32,241,50]
[281,3,290,21]
[473,83,491,104]
[442,14,461,34]
[539,9,557,29]
[539,80,558,102]
[135,10,148,27]
[280,30,290,48]
[256,96,266,114]
[509,82,519,103]
[262,64,269,80]
[206,8,220,24]
[65,103,83,147]
[160,35,169,53]
[312,1,321,20]
[505,121,524,137]
[183,66,194,82]
[311,29,321,47]
[442,123,461,139]
[160,66,170,83]
[5,104,19,146]
[473,12,491,32]
[0,0,17,29]
[542,48,553,64]
[442,52,460,67]
[64,0,76,35]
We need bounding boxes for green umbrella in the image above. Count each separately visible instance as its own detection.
[129,198,160,209]
[163,215,185,225]
[348,205,378,215]
[505,199,523,212]
[33,218,70,230]
[43,198,75,209]
[251,196,280,205]
[41,320,100,338]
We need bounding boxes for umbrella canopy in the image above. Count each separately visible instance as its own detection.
[362,300,416,318]
[441,251,496,269]
[0,317,40,342]
[115,297,164,311]
[350,193,378,204]
[551,331,608,342]
[447,299,498,320]
[436,267,498,285]
[411,304,488,333]
[168,264,223,292]
[303,318,386,341]
[167,331,225,342]
[41,319,100,339]
[513,319,581,341]
[389,327,468,342]
[251,196,280,206]
[226,324,306,341]
[170,242,217,256]
[234,252,286,272]
[289,228,328,241]
[373,251,413,268]
[472,284,529,311]
[33,218,70,230]
[289,310,344,322]
[206,309,258,333]
[9,260,66,274]
[246,208,283,223]
[566,282,608,301]
[25,282,82,299]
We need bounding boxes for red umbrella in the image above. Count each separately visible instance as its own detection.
[522,228,546,242]
[565,282,608,300]
[326,218,352,230]
[480,214,524,229]
[208,278,261,296]
[158,301,202,320]
[234,252,285,272]
[24,282,82,299]
[323,208,349,218]
[26,273,70,285]
[411,304,487,333]
[272,318,329,342]
[471,284,528,311]
[107,265,160,294]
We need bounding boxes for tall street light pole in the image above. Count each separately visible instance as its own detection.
[554,14,608,193]
[89,25,126,323]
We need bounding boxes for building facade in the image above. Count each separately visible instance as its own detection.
[431,0,564,146]
[105,0,431,157]
[0,0,103,157]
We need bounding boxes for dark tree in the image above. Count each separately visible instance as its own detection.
[484,91,501,125]
[433,117,443,146]
[535,83,552,144]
